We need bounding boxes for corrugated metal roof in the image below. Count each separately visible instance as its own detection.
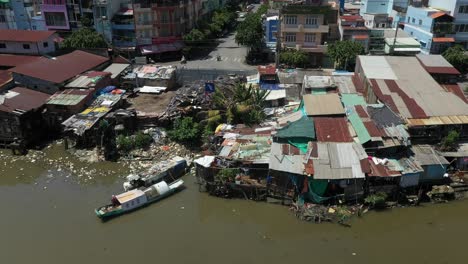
[412,145,449,166]
[0,54,41,67]
[47,93,88,106]
[302,75,335,89]
[341,94,366,107]
[0,29,56,42]
[11,51,109,84]
[303,94,345,116]
[358,56,397,80]
[313,142,365,180]
[0,87,49,113]
[346,106,371,144]
[277,110,303,126]
[314,117,353,142]
[332,76,357,94]
[269,143,305,175]
[416,54,454,68]
[103,63,130,78]
[406,115,468,126]
[361,56,468,118]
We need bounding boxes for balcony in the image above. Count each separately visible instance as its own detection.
[282,24,329,33]
[282,42,327,53]
[433,22,455,36]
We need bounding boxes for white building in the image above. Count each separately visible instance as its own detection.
[0,29,57,55]
[429,0,468,48]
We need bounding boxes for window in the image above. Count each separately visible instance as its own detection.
[44,12,67,27]
[304,33,316,43]
[459,5,468,14]
[305,16,317,26]
[412,18,415,23]
[380,23,386,28]
[0,15,5,23]
[455,24,468,32]
[419,19,422,25]
[23,44,30,49]
[285,33,296,42]
[407,17,410,23]
[0,43,5,49]
[410,31,413,36]
[284,15,297,25]
[43,42,48,48]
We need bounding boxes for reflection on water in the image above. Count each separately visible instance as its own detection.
[0,146,467,264]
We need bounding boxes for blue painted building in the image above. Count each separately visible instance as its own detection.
[404,6,455,54]
[264,15,278,53]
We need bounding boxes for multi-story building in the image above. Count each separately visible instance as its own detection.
[93,0,131,45]
[41,0,94,31]
[404,5,455,54]
[360,0,411,28]
[264,11,279,54]
[279,0,338,67]
[339,15,370,52]
[110,4,135,48]
[429,0,468,48]
[0,0,41,30]
[133,0,203,58]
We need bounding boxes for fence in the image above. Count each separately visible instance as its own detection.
[176,68,257,84]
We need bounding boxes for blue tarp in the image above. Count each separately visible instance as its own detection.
[98,86,116,95]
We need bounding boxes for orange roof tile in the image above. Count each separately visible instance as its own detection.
[354,35,369,40]
[430,12,450,19]
[432,37,455,43]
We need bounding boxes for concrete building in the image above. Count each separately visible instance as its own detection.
[404,6,455,54]
[360,0,410,28]
[429,0,468,48]
[0,0,41,30]
[10,50,109,94]
[339,15,370,52]
[41,0,94,31]
[0,29,57,55]
[279,0,338,67]
[133,0,203,59]
[93,0,131,46]
[264,12,279,57]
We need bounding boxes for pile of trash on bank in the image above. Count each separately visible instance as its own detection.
[159,75,243,121]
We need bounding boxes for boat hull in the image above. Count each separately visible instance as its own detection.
[95,184,183,220]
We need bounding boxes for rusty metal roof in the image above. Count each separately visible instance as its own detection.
[314,117,353,142]
[0,87,50,113]
[0,29,56,42]
[10,51,109,84]
[406,115,468,127]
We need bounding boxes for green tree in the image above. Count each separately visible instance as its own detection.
[235,13,264,50]
[442,45,468,73]
[61,28,107,49]
[441,130,460,151]
[183,29,206,42]
[81,16,93,28]
[280,50,309,68]
[212,83,268,125]
[134,132,153,149]
[327,40,365,71]
[116,135,134,154]
[168,117,202,144]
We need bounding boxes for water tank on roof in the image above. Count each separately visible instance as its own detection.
[152,181,170,195]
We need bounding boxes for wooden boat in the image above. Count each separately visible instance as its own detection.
[123,156,187,191]
[95,179,184,219]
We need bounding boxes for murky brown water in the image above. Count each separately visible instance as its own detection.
[1,144,467,264]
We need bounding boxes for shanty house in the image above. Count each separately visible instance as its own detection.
[45,89,95,130]
[0,87,50,146]
[302,94,346,117]
[412,145,449,183]
[0,29,57,55]
[10,51,110,94]
[355,56,468,143]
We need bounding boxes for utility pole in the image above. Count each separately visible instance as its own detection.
[391,0,411,55]
[275,7,281,68]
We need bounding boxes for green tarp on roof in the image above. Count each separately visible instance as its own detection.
[341,94,366,107]
[347,108,371,144]
[276,116,315,139]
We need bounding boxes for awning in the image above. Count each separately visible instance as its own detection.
[117,8,133,16]
[353,35,369,40]
[140,41,184,54]
[394,47,421,52]
[433,37,455,43]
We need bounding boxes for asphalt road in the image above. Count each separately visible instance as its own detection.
[162,4,262,72]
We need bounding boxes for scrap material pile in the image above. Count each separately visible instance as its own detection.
[159,76,241,121]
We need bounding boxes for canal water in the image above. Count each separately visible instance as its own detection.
[1,144,467,264]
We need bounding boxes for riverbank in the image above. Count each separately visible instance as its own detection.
[1,151,468,264]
